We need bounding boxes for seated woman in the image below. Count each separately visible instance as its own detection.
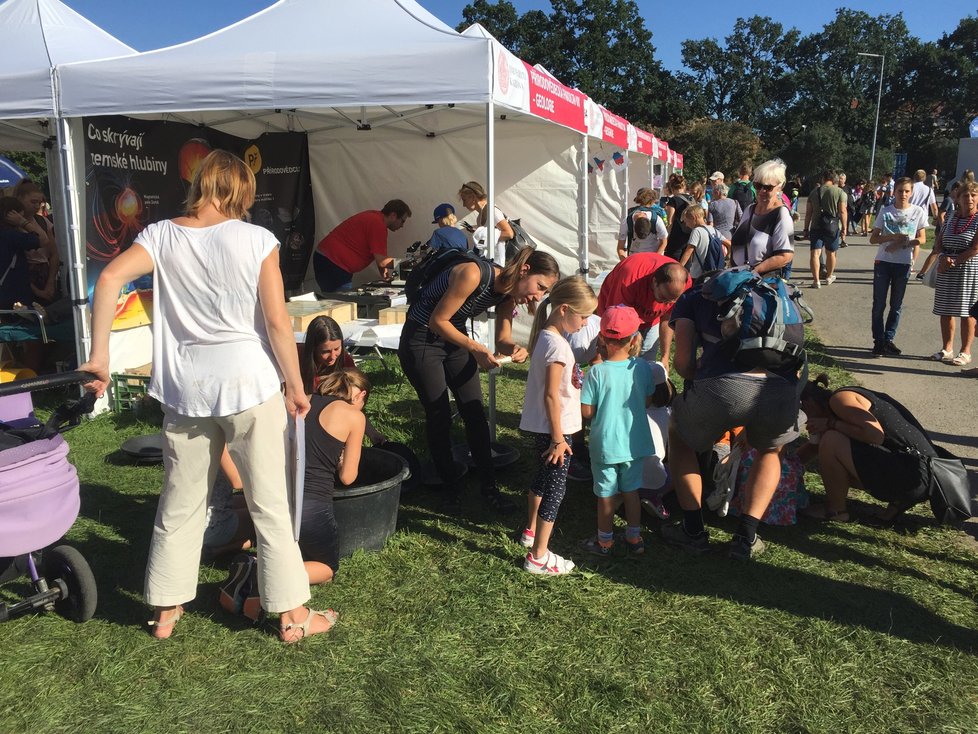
[299,368,368,584]
[799,373,936,526]
[300,315,386,445]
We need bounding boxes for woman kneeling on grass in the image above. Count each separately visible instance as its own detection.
[799,374,936,527]
[81,150,334,642]
[299,369,368,584]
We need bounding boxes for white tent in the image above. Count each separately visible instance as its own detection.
[54,0,680,383]
[0,0,135,374]
[0,0,134,149]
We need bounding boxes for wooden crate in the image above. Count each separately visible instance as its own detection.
[286,300,357,331]
[377,304,410,325]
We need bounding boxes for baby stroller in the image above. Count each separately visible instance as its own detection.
[0,372,97,623]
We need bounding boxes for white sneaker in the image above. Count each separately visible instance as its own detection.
[826,275,837,285]
[519,529,534,548]
[810,280,821,289]
[524,551,575,575]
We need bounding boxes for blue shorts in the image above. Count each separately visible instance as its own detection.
[810,232,841,252]
[592,459,644,498]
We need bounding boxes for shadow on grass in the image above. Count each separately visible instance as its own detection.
[596,530,978,655]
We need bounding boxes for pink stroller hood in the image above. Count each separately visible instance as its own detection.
[0,435,79,556]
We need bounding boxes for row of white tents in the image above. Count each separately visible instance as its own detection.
[0,0,685,376]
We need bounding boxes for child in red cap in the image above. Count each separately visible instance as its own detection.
[580,305,659,557]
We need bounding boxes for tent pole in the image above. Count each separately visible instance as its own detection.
[622,152,630,226]
[579,134,589,275]
[53,115,90,372]
[486,100,497,439]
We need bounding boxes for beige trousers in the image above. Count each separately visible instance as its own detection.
[144,394,310,613]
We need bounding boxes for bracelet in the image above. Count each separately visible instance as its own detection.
[550,439,565,447]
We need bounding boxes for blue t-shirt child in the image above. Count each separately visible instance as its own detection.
[429,226,469,251]
[581,358,655,464]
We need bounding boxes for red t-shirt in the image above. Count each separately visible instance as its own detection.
[596,252,690,328]
[317,210,388,273]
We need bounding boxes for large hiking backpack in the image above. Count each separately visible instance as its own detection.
[729,181,755,213]
[701,269,814,371]
[692,226,726,281]
[404,247,493,305]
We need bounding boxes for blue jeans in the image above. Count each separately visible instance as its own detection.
[313,252,353,293]
[639,324,660,363]
[871,261,911,344]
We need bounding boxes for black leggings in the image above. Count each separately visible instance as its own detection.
[298,497,340,574]
[398,320,495,493]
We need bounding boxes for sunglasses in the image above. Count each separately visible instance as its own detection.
[754,182,778,192]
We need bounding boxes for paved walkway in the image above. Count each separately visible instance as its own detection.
[793,224,978,530]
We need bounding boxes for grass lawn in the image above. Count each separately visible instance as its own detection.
[2,332,977,733]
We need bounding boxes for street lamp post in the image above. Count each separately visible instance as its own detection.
[857,52,885,181]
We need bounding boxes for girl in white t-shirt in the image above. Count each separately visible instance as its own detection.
[519,276,597,575]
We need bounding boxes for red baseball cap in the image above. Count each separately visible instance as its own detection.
[600,305,642,339]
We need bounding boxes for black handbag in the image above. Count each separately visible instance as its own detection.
[926,445,973,524]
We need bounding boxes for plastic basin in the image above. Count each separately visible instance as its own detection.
[334,447,409,558]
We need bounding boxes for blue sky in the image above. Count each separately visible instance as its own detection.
[62,0,974,73]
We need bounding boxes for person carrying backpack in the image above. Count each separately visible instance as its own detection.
[728,164,756,214]
[398,246,560,514]
[617,187,668,259]
[727,159,795,279]
[677,204,726,282]
[663,174,695,260]
[660,268,807,561]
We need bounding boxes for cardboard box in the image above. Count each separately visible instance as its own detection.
[286,299,357,331]
[377,304,410,325]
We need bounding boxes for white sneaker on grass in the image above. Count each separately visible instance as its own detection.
[524,551,575,575]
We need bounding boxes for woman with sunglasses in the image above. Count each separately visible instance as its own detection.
[728,159,795,277]
[458,181,515,245]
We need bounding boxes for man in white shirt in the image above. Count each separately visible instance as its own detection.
[909,169,938,225]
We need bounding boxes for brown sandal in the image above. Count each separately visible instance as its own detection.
[280,607,338,644]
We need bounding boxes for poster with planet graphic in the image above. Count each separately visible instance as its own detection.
[83,116,314,330]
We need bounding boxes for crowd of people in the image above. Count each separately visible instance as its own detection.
[71,148,971,641]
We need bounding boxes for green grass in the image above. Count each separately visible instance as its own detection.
[2,336,977,733]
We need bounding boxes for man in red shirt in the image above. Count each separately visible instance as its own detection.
[596,252,690,369]
[313,199,412,292]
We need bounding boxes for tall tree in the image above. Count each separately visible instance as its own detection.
[457,0,686,128]
[680,16,799,137]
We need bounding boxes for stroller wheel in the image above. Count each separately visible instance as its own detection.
[42,545,97,622]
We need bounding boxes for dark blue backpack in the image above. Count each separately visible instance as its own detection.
[701,269,814,371]
[404,247,493,305]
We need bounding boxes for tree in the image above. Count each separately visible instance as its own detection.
[660,118,763,183]
[458,0,686,128]
[680,16,800,137]
[1,150,48,192]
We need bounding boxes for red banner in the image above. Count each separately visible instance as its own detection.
[598,106,630,148]
[635,129,654,156]
[655,139,669,160]
[524,62,587,133]
[675,152,684,169]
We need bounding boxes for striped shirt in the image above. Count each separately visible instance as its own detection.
[406,263,505,333]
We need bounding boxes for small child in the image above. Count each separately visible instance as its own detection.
[580,305,658,557]
[428,203,469,251]
[519,276,597,575]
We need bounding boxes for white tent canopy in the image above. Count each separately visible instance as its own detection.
[0,0,134,149]
[58,0,492,117]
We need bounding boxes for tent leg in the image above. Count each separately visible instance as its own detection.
[579,134,589,276]
[485,100,497,440]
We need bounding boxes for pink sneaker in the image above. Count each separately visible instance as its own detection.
[519,528,535,548]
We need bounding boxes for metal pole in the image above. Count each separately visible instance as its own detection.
[485,100,497,438]
[858,52,885,180]
[579,134,589,275]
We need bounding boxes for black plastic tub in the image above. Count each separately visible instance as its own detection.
[334,447,409,559]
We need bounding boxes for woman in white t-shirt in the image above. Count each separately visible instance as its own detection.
[868,177,927,356]
[81,151,335,643]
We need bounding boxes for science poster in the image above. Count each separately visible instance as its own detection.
[83,116,314,329]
